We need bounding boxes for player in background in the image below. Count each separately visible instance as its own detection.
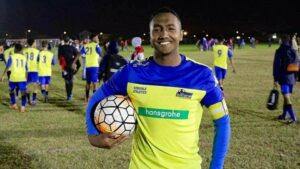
[38,41,55,103]
[98,40,127,82]
[274,34,298,124]
[86,7,230,169]
[213,35,236,91]
[0,44,27,112]
[80,33,102,102]
[131,37,144,60]
[81,36,90,80]
[23,38,40,105]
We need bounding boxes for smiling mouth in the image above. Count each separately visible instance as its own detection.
[159,41,170,46]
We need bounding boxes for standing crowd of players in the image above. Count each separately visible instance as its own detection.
[0,33,146,112]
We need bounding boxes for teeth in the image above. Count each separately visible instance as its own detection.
[160,42,170,45]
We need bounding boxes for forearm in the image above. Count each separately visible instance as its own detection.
[210,115,231,169]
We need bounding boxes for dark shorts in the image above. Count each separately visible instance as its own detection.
[39,76,51,85]
[9,81,27,91]
[86,67,99,83]
[280,84,293,94]
[27,72,39,83]
[214,66,227,80]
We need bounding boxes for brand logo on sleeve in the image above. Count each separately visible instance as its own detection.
[176,89,193,99]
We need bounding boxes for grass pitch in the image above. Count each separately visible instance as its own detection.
[0,44,299,169]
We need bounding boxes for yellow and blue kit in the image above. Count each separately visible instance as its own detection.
[213,45,233,80]
[81,42,102,83]
[23,47,40,83]
[86,55,230,169]
[38,50,55,85]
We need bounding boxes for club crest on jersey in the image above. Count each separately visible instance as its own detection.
[176,89,193,99]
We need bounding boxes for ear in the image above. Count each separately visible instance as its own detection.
[179,30,184,41]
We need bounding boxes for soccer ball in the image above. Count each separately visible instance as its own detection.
[94,95,136,136]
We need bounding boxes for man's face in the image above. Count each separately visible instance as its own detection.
[92,36,99,43]
[150,12,183,56]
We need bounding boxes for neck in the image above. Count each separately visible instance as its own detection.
[153,52,181,66]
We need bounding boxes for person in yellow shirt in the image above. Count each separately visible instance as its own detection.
[213,35,236,91]
[80,33,102,102]
[23,38,40,105]
[0,44,28,112]
[38,41,55,103]
[86,7,230,169]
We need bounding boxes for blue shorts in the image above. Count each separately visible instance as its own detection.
[39,76,51,85]
[9,81,27,92]
[214,66,227,80]
[280,85,293,94]
[86,67,99,83]
[27,72,39,83]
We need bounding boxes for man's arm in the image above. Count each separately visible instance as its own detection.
[72,47,81,71]
[0,57,12,81]
[273,50,280,88]
[86,65,129,148]
[98,54,109,82]
[228,49,236,73]
[201,69,230,169]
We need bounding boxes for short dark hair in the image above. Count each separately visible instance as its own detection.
[90,33,98,39]
[217,35,224,42]
[150,7,181,25]
[42,40,48,48]
[281,34,290,43]
[14,44,23,53]
[27,38,35,46]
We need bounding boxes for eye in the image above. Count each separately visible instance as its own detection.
[153,27,161,32]
[168,27,176,31]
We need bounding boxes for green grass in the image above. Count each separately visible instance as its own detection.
[0,44,299,169]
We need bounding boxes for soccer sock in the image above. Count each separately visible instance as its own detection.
[41,89,46,96]
[9,92,16,104]
[282,105,288,119]
[27,93,30,102]
[86,90,89,99]
[286,104,297,121]
[21,95,26,107]
[32,93,37,102]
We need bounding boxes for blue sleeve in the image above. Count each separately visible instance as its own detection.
[6,57,12,68]
[228,49,233,58]
[210,115,231,169]
[52,56,56,65]
[80,47,86,55]
[98,54,109,81]
[96,45,102,56]
[86,65,129,135]
[273,50,280,82]
[201,69,223,106]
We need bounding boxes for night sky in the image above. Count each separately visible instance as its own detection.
[0,0,299,38]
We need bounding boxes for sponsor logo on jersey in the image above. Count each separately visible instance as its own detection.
[138,107,189,119]
[176,89,193,99]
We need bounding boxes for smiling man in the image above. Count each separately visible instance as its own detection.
[86,7,231,169]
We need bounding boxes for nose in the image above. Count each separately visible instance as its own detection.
[159,29,168,38]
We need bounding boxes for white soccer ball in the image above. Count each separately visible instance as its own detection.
[94,95,136,136]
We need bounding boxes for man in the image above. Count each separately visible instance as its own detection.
[86,8,230,169]
[213,35,236,91]
[80,33,102,102]
[38,41,55,103]
[23,38,40,105]
[58,36,80,100]
[81,36,90,80]
[0,44,27,112]
[274,34,298,124]
[98,40,127,82]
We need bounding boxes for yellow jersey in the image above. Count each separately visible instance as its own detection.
[9,53,27,82]
[213,45,232,69]
[38,50,55,76]
[23,47,40,72]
